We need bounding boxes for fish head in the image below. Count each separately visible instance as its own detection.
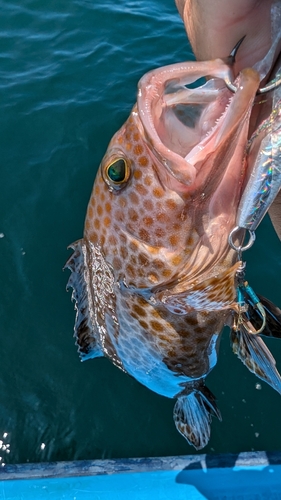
[85,63,260,298]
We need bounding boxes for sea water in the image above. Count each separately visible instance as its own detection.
[0,0,281,465]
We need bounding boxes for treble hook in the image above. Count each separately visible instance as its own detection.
[224,35,281,95]
[234,280,267,335]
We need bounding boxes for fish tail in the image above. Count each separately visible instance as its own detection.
[173,382,221,450]
[231,326,281,395]
[64,239,103,361]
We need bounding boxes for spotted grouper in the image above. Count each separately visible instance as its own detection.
[65,49,281,449]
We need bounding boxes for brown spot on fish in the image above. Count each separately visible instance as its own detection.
[169,234,178,246]
[171,255,183,266]
[103,216,111,227]
[150,320,163,332]
[144,175,152,186]
[184,316,199,326]
[138,253,149,266]
[133,304,147,317]
[148,272,159,284]
[153,259,165,270]
[126,264,136,278]
[155,227,165,238]
[186,235,194,247]
[94,219,100,230]
[194,326,204,334]
[136,183,148,196]
[134,170,142,180]
[112,257,122,270]
[129,241,138,253]
[173,222,181,231]
[108,235,117,245]
[162,268,172,278]
[156,212,168,223]
[129,192,139,204]
[138,156,148,167]
[120,246,128,259]
[115,210,124,222]
[97,205,103,216]
[139,228,149,240]
[133,144,144,156]
[117,197,127,208]
[153,187,164,198]
[128,209,138,222]
[139,320,148,329]
[88,230,98,243]
[105,202,112,213]
[143,199,153,211]
[143,216,153,227]
[165,199,177,210]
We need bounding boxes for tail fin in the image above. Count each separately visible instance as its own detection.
[173,383,221,450]
[231,326,281,394]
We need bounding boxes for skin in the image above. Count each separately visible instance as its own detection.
[175,0,281,240]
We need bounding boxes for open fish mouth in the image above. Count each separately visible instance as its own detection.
[137,56,261,196]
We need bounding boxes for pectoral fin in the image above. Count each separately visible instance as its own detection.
[157,263,239,314]
[231,326,281,395]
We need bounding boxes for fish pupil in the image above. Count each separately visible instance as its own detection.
[107,159,127,183]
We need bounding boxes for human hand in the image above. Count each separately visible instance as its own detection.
[175,0,281,240]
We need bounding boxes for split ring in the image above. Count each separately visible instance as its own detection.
[228,226,256,253]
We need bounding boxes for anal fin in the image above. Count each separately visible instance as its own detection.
[64,239,103,361]
[173,381,221,450]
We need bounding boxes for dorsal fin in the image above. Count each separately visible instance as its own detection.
[65,240,103,361]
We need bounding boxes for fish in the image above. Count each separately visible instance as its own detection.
[65,50,281,450]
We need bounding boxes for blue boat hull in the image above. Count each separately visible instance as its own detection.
[1,451,281,499]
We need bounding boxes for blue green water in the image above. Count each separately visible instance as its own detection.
[0,0,281,465]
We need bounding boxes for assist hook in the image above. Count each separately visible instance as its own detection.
[224,35,281,95]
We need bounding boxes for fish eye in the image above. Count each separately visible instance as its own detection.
[104,158,130,189]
